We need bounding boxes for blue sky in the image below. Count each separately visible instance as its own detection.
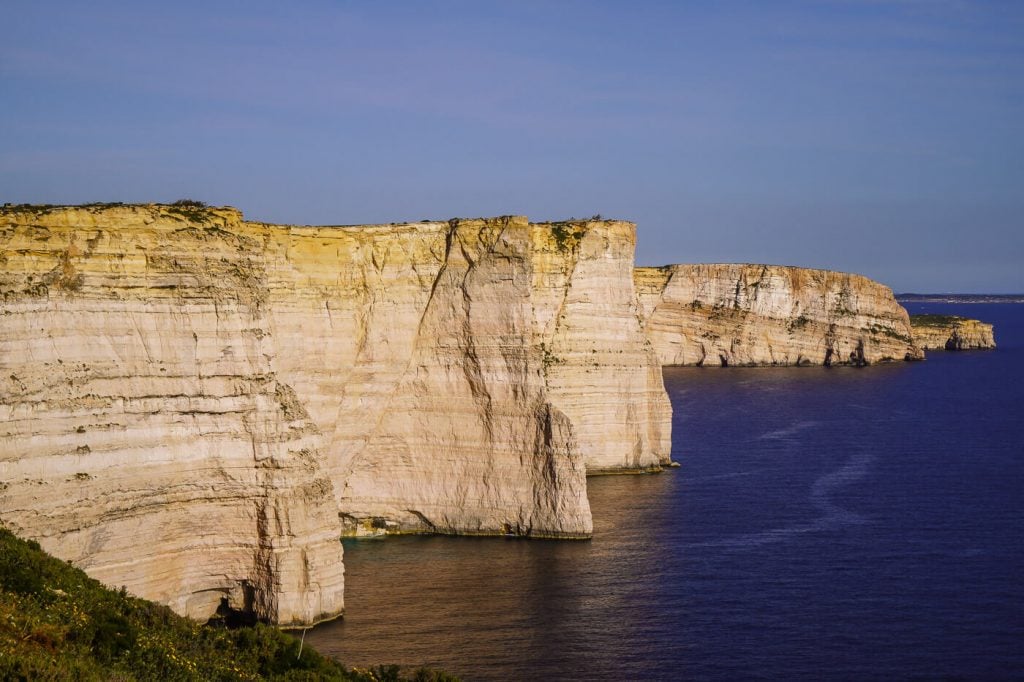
[2,1,1022,291]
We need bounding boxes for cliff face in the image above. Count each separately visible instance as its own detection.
[255,214,669,536]
[0,206,345,626]
[258,216,590,539]
[635,264,924,366]
[530,223,671,474]
[0,205,670,623]
[910,315,996,350]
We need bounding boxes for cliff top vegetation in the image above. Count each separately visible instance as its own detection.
[910,314,969,327]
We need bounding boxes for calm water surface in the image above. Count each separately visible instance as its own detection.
[309,303,1024,680]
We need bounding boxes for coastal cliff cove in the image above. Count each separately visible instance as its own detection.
[0,203,671,627]
[0,202,971,625]
[0,202,1013,679]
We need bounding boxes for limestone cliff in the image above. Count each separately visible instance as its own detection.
[910,315,996,350]
[635,264,924,366]
[0,205,345,627]
[253,214,670,536]
[530,222,671,475]
[0,204,670,623]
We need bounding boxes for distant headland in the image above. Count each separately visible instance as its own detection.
[897,293,1024,304]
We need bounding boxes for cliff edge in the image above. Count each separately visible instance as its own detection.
[635,263,924,366]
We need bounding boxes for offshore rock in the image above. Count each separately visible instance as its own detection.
[635,264,924,366]
[0,205,671,622]
[909,315,996,350]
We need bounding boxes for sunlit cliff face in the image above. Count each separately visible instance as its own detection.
[909,315,996,351]
[0,204,671,624]
[635,263,923,367]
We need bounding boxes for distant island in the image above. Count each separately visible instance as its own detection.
[897,294,1024,304]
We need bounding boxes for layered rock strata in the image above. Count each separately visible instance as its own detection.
[529,222,671,475]
[635,264,924,366]
[909,315,996,350]
[0,204,671,623]
[0,206,345,626]
[259,214,670,536]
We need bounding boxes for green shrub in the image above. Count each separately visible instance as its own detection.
[550,222,584,251]
[910,314,963,327]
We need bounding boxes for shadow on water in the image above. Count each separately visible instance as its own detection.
[309,304,1024,680]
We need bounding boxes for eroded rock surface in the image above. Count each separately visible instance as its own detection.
[0,205,345,626]
[0,205,671,623]
[635,264,924,366]
[910,315,996,350]
[250,214,670,538]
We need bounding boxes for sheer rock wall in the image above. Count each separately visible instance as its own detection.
[0,205,671,623]
[635,264,923,367]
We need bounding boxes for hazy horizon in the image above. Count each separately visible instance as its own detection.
[3,1,1022,292]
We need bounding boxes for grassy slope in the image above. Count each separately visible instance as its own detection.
[0,527,454,681]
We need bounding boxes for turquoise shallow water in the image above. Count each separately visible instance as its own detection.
[308,303,1024,680]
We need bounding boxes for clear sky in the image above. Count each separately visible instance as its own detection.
[2,1,1022,292]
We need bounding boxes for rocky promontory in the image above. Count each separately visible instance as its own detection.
[635,263,924,366]
[0,204,671,625]
[909,315,996,350]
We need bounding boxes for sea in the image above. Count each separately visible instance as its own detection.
[307,302,1024,681]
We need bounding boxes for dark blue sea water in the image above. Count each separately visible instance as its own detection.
[308,303,1024,680]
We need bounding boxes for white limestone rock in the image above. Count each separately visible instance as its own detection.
[635,263,924,367]
[0,205,673,623]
